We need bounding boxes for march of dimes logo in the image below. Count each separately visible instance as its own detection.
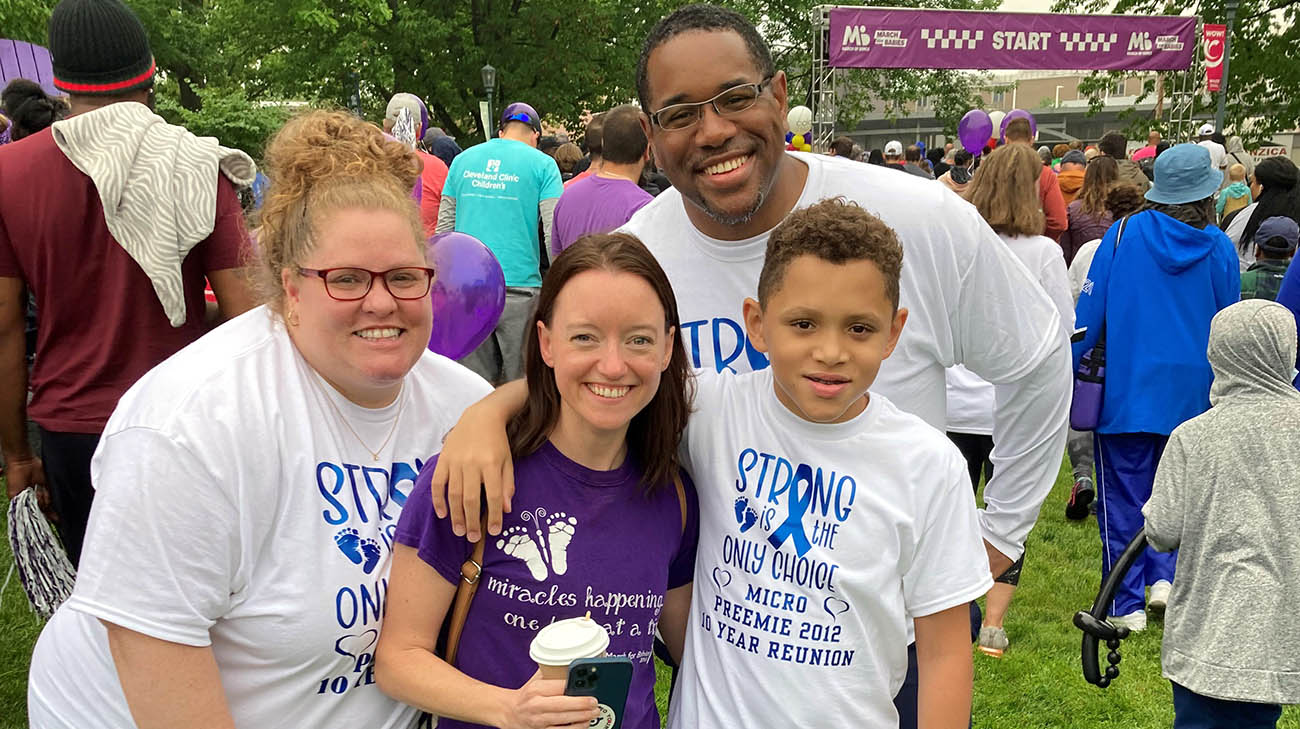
[703,448,858,668]
[313,457,423,698]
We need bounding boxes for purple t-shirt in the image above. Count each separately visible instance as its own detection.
[395,441,698,729]
[551,175,653,256]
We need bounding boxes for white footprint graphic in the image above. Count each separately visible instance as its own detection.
[545,512,578,575]
[497,525,549,581]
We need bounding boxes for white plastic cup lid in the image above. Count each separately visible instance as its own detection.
[529,615,610,666]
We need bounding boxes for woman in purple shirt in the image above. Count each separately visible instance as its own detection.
[375,233,697,729]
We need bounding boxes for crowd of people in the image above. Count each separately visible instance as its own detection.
[3,1,1300,728]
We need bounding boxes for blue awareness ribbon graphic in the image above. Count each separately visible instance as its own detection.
[767,463,814,556]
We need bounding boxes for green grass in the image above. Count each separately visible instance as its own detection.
[4,464,1299,728]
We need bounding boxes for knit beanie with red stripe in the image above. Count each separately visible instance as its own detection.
[49,0,155,96]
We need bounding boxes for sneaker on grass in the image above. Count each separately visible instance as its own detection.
[977,626,1009,658]
[1149,580,1172,611]
[1065,476,1095,521]
[1109,610,1147,633]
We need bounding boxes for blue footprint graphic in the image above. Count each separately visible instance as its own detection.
[335,528,364,565]
[359,538,382,574]
[733,497,758,533]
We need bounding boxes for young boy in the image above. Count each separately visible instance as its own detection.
[1144,299,1300,729]
[668,198,991,728]
[423,199,992,728]
[1241,216,1297,301]
[1217,163,1252,223]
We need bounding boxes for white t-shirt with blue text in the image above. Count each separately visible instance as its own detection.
[668,370,992,729]
[621,152,1070,561]
[27,308,491,729]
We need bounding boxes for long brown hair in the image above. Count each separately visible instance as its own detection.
[967,144,1045,237]
[1077,156,1119,216]
[507,233,693,491]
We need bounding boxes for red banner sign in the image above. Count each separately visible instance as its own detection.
[1204,24,1225,92]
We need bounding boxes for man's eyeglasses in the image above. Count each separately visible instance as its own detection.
[297,267,436,301]
[649,78,773,131]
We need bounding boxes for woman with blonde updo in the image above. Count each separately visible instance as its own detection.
[946,143,1073,659]
[27,110,492,729]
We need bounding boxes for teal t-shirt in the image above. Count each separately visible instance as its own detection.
[442,138,564,287]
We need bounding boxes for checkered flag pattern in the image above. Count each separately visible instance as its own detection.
[920,28,984,50]
[1058,32,1118,52]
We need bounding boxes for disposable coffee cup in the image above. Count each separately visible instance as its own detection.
[529,613,610,680]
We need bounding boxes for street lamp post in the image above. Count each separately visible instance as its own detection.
[481,64,497,141]
[1214,0,1240,133]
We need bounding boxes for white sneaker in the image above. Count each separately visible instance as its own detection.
[1109,610,1147,633]
[1149,580,1172,610]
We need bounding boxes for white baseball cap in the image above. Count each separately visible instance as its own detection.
[1198,122,1216,136]
[884,140,903,156]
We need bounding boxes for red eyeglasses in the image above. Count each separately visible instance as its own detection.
[297,267,436,301]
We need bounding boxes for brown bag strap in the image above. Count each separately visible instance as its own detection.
[444,514,489,666]
[674,472,687,535]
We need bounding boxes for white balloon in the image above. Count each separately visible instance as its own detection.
[787,106,813,135]
[988,110,1007,131]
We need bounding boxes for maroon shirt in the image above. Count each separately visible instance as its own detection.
[0,127,250,432]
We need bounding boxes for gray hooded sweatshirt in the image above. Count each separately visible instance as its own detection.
[1144,299,1300,704]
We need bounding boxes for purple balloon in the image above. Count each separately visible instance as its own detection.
[958,109,993,155]
[1000,109,1036,141]
[426,232,506,360]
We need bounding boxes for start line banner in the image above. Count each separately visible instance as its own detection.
[829,8,1196,71]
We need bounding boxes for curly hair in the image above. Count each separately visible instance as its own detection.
[2,79,66,140]
[256,110,424,313]
[1077,155,1119,216]
[758,197,903,309]
[967,143,1045,238]
[1104,183,1146,219]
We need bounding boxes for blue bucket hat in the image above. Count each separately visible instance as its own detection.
[1146,143,1224,205]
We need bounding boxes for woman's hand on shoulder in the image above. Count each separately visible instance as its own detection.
[498,669,599,729]
[431,380,527,542]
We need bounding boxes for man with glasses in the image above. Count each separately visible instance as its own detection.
[619,5,1071,728]
[436,102,563,384]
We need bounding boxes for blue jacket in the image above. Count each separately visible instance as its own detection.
[1073,210,1240,434]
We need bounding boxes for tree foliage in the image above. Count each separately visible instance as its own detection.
[0,0,1016,149]
[1051,0,1300,145]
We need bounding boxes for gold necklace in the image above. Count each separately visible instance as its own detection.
[316,380,407,462]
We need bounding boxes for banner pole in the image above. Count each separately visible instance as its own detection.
[1214,0,1239,133]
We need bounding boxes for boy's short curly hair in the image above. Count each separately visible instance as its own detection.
[758,198,904,309]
